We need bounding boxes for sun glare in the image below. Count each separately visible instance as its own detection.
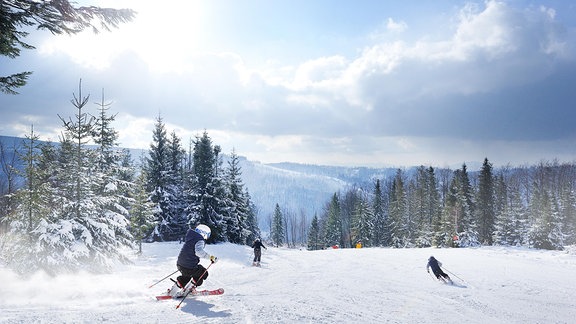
[128,1,206,72]
[39,1,206,72]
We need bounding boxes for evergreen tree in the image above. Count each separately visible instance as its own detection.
[476,158,496,245]
[408,166,442,247]
[493,173,510,245]
[145,116,170,241]
[371,179,388,246]
[224,150,253,244]
[426,167,442,247]
[116,148,136,212]
[529,186,563,250]
[454,164,479,247]
[92,89,119,171]
[307,214,321,250]
[10,82,133,274]
[164,131,187,240]
[411,166,428,246]
[557,164,576,245]
[90,89,136,249]
[0,138,21,232]
[244,189,261,244]
[529,163,564,250]
[324,193,342,247]
[130,171,155,254]
[439,173,459,247]
[389,169,409,247]
[271,203,284,246]
[351,192,374,247]
[340,188,360,248]
[186,131,225,242]
[3,127,55,273]
[16,126,45,236]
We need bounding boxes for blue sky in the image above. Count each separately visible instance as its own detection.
[1,0,576,169]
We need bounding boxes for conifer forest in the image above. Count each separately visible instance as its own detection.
[1,84,575,275]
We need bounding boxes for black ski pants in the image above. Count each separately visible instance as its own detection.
[177,264,208,287]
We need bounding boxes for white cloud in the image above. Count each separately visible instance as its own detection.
[287,56,347,90]
[386,18,408,33]
[6,0,576,168]
[115,115,156,149]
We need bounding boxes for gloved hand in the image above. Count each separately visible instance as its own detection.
[210,255,218,263]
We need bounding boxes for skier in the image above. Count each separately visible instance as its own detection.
[427,256,452,284]
[169,224,218,296]
[251,238,267,266]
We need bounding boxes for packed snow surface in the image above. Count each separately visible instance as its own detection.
[1,242,575,323]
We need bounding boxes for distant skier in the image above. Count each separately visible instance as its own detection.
[169,224,218,296]
[251,239,267,266]
[427,256,452,284]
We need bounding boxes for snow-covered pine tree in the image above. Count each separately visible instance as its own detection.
[224,149,253,244]
[271,203,285,246]
[493,173,510,245]
[340,188,361,248]
[476,158,496,245]
[426,167,442,247]
[371,179,387,246]
[389,169,409,247]
[145,116,171,241]
[323,193,342,248]
[438,171,461,247]
[92,91,134,215]
[307,214,321,250]
[410,166,426,247]
[164,131,187,240]
[528,162,564,250]
[557,164,576,245]
[453,164,479,247]
[130,170,155,254]
[12,81,134,274]
[90,89,135,254]
[409,166,442,247]
[3,127,56,274]
[350,191,374,247]
[92,89,119,171]
[244,189,261,244]
[186,131,226,243]
[0,138,20,234]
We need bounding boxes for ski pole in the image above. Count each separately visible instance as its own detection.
[148,270,179,288]
[176,261,215,309]
[442,267,466,283]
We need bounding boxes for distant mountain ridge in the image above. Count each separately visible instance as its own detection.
[0,135,398,226]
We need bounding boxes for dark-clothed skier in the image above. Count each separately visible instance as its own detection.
[171,224,218,295]
[427,256,452,284]
[251,239,267,266]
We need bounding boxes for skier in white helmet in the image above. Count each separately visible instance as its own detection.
[172,224,218,293]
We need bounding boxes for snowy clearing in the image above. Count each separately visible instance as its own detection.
[1,243,575,323]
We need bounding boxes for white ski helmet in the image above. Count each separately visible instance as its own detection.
[195,224,211,240]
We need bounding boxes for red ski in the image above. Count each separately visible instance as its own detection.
[156,288,224,301]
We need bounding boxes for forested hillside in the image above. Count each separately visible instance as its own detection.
[305,160,576,252]
[2,104,575,277]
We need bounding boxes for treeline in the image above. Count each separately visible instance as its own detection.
[0,82,259,275]
[305,160,576,251]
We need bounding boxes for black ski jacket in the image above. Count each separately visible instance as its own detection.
[427,257,443,275]
[252,240,266,251]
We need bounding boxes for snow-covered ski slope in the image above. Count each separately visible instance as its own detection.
[1,242,575,323]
